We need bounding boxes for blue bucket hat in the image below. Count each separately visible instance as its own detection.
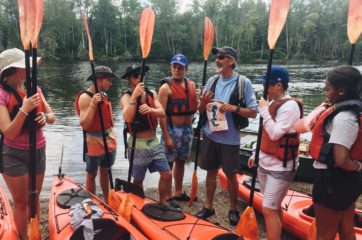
[171,54,188,67]
[258,66,289,84]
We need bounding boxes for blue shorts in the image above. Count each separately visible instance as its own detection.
[161,124,193,162]
[85,151,116,174]
[128,137,170,181]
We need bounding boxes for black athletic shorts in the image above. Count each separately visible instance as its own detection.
[312,167,362,211]
[200,134,239,175]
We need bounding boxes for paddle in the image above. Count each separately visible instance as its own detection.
[189,17,214,207]
[119,7,155,220]
[81,14,120,211]
[18,0,42,238]
[236,0,291,238]
[347,0,362,65]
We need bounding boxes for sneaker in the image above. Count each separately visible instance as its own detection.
[167,198,181,210]
[228,210,240,226]
[195,207,215,219]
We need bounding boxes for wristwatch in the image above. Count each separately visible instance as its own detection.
[44,112,49,121]
[236,106,241,113]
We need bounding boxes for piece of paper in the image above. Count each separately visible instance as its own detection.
[206,102,228,131]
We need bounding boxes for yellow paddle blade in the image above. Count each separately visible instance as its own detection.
[31,0,44,48]
[307,218,317,240]
[139,8,155,59]
[118,194,132,222]
[29,216,41,240]
[203,17,214,61]
[188,170,198,206]
[108,189,121,211]
[348,0,362,44]
[267,0,291,50]
[81,13,94,61]
[236,206,258,240]
[18,0,30,50]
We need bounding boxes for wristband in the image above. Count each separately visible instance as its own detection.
[129,99,136,105]
[236,106,241,113]
[44,112,49,122]
[19,108,29,116]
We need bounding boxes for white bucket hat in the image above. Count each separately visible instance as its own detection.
[0,48,41,80]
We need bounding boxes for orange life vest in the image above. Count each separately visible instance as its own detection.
[309,100,362,162]
[0,83,45,129]
[161,78,198,116]
[75,90,114,132]
[260,98,304,165]
[124,90,158,135]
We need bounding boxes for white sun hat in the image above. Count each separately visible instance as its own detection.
[0,48,41,80]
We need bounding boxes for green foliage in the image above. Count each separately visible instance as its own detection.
[0,0,359,62]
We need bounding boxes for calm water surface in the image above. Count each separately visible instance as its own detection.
[3,60,360,199]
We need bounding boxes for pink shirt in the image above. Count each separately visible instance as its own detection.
[0,86,46,150]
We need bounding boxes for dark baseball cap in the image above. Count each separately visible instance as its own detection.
[87,66,118,81]
[212,46,238,61]
[259,66,289,84]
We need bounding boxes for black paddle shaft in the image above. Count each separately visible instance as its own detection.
[349,44,356,65]
[90,60,114,189]
[249,49,274,206]
[127,130,138,192]
[193,60,208,170]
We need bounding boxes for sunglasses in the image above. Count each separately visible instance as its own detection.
[214,55,230,60]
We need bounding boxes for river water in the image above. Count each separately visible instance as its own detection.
[3,60,360,199]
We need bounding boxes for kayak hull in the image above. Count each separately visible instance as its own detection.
[115,189,244,240]
[218,170,362,240]
[48,176,147,240]
[0,185,18,239]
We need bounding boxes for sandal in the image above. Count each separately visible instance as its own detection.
[173,192,196,202]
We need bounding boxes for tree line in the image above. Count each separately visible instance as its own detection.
[0,0,359,62]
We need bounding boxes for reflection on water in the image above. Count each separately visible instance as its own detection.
[2,60,358,199]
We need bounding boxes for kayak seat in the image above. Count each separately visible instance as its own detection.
[57,188,91,209]
[243,178,261,192]
[302,205,315,217]
[70,218,131,240]
[142,202,185,221]
[211,233,244,240]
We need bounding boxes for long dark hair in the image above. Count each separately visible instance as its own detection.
[0,67,17,82]
[327,65,362,100]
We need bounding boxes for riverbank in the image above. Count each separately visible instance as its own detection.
[38,179,322,240]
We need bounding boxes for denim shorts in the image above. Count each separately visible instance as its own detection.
[2,144,46,177]
[161,124,193,162]
[128,136,170,181]
[85,150,116,174]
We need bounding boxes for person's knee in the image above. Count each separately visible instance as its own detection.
[262,206,278,218]
[13,196,28,209]
[87,172,97,179]
[160,171,172,181]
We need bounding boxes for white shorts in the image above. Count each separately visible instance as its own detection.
[257,167,295,210]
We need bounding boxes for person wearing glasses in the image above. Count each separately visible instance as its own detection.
[248,66,303,239]
[120,64,173,206]
[196,46,257,225]
[158,54,198,209]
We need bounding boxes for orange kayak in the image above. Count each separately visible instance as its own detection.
[115,181,243,240]
[48,176,147,240]
[0,185,18,239]
[218,169,362,240]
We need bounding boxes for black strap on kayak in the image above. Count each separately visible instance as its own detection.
[0,133,3,173]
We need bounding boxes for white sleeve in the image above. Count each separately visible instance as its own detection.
[260,100,301,140]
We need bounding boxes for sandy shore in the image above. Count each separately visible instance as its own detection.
[38,180,325,240]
